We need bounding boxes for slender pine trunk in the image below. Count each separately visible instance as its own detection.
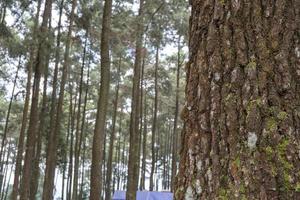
[90,0,113,199]
[171,35,181,192]
[0,55,21,190]
[150,44,159,191]
[126,0,145,198]
[42,0,76,198]
[105,57,121,200]
[72,29,88,200]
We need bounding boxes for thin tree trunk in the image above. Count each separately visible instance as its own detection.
[90,0,113,199]
[116,105,123,191]
[67,81,77,200]
[105,57,121,200]
[171,35,181,192]
[139,58,147,191]
[3,148,15,200]
[20,0,53,198]
[42,0,77,198]
[126,0,145,199]
[150,44,159,191]
[79,54,91,200]
[72,29,88,200]
[175,0,300,199]
[0,55,21,189]
[0,141,12,200]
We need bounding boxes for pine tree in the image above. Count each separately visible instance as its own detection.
[90,0,113,199]
[175,1,300,199]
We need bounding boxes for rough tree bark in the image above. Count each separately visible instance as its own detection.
[19,0,52,198]
[175,0,300,199]
[126,0,145,198]
[90,0,113,199]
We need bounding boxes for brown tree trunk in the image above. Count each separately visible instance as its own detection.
[10,58,33,200]
[72,29,88,200]
[30,43,51,199]
[150,44,159,191]
[139,57,147,191]
[79,52,91,200]
[42,0,77,198]
[126,0,145,198]
[175,0,300,199]
[19,0,53,198]
[9,0,42,193]
[67,81,77,200]
[90,0,113,199]
[171,35,182,192]
[105,57,121,200]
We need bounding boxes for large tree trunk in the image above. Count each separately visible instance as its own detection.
[90,0,113,199]
[19,0,53,198]
[42,0,77,198]
[175,0,300,199]
[126,0,145,198]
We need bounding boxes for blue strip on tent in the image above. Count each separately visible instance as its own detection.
[112,191,173,200]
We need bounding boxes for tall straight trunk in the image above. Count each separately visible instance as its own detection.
[105,57,121,200]
[0,141,12,200]
[90,0,113,199]
[126,0,145,199]
[139,59,147,191]
[47,0,64,151]
[102,130,107,196]
[2,148,14,200]
[79,54,91,200]
[116,105,123,191]
[30,18,53,199]
[9,0,41,193]
[67,81,77,200]
[20,0,52,198]
[171,35,181,192]
[121,127,127,190]
[0,55,21,189]
[62,78,78,200]
[72,29,88,200]
[42,0,77,198]
[150,44,159,191]
[138,54,145,191]
[175,0,300,199]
